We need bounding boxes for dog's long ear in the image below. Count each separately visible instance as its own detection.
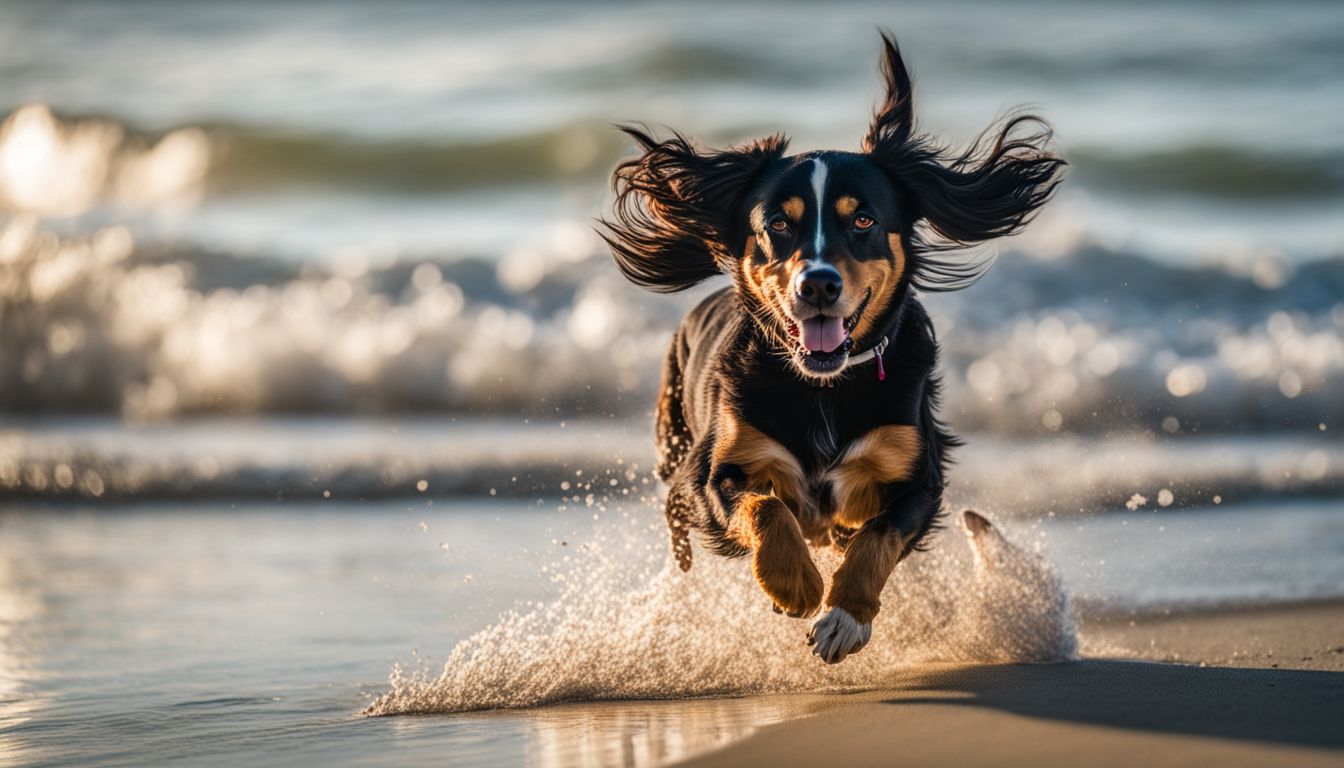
[862,31,915,152]
[864,33,1065,291]
[601,126,788,293]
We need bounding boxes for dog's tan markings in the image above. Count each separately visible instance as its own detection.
[714,404,812,519]
[835,195,859,220]
[848,259,892,342]
[729,492,824,617]
[741,234,766,267]
[826,524,906,624]
[740,235,772,310]
[715,405,823,616]
[780,196,804,222]
[828,235,906,343]
[825,424,921,528]
[740,236,801,334]
[886,233,907,285]
[740,237,763,302]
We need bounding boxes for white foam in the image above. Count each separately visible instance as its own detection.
[364,508,1075,715]
[3,213,1342,438]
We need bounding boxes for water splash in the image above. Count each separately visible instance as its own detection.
[363,508,1075,715]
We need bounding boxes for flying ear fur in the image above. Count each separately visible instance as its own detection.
[865,30,1066,291]
[601,126,788,293]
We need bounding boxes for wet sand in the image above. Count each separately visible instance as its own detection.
[681,601,1344,767]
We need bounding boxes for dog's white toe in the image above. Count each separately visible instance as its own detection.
[807,607,871,664]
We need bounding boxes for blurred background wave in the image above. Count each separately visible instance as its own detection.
[1,0,1341,502]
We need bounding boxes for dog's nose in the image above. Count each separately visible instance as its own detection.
[794,266,842,307]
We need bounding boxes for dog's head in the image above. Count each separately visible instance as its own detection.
[732,151,906,377]
[602,33,1063,381]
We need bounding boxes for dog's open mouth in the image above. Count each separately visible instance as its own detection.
[786,292,871,375]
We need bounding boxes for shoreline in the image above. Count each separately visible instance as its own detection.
[677,600,1344,767]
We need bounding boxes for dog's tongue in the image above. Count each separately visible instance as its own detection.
[801,316,846,353]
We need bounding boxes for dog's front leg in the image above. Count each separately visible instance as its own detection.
[710,405,824,617]
[809,519,903,663]
[728,491,824,618]
[810,480,940,662]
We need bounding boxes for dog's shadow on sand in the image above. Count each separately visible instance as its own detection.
[887,660,1344,750]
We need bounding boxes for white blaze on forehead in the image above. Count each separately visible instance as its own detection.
[810,158,829,260]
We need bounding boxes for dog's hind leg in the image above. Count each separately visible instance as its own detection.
[656,334,696,570]
[664,479,696,572]
[654,334,692,483]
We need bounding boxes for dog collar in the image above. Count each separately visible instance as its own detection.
[809,335,888,387]
[845,336,888,381]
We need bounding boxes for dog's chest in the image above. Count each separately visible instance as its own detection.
[805,398,842,465]
[715,393,922,530]
[789,405,922,530]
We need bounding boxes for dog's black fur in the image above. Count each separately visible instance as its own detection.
[601,33,1062,663]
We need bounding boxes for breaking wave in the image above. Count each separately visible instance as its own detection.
[2,214,1341,436]
[363,509,1074,714]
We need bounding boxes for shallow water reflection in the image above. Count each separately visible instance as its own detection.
[3,495,1339,767]
[521,697,817,768]
[372,695,822,768]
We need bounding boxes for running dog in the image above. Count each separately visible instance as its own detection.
[601,33,1063,664]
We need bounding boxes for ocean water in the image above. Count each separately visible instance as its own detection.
[4,1,1343,259]
[3,496,1341,766]
[1,1,1342,431]
[2,2,1343,766]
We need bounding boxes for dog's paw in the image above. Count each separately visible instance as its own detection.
[807,607,872,664]
[754,550,824,619]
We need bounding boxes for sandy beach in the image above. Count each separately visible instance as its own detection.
[682,600,1344,767]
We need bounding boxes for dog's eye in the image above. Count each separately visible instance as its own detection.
[852,215,875,231]
[768,218,789,233]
